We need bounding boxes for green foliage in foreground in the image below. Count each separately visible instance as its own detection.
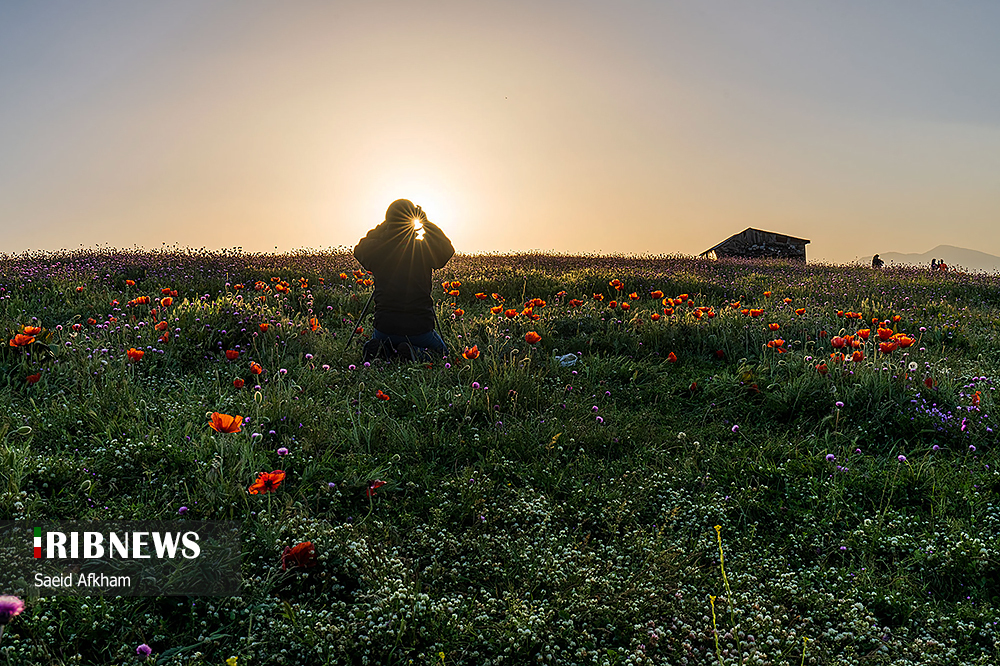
[0,249,998,665]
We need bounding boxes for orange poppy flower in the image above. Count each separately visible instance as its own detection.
[856,329,870,341]
[896,335,915,348]
[527,298,547,308]
[504,309,518,318]
[259,323,269,333]
[568,299,583,308]
[354,326,363,334]
[794,308,805,315]
[830,352,845,364]
[376,389,390,401]
[651,313,660,321]
[666,352,678,363]
[766,339,787,353]
[281,541,318,571]
[22,326,42,335]
[462,345,480,360]
[26,372,41,384]
[367,479,387,497]
[160,297,173,307]
[310,317,320,331]
[877,327,893,341]
[475,293,489,300]
[209,412,242,433]
[233,283,244,290]
[924,376,935,389]
[250,362,263,375]
[831,336,845,349]
[450,281,461,289]
[730,301,741,309]
[783,298,792,304]
[155,321,168,331]
[609,279,623,290]
[593,294,604,301]
[126,348,144,362]
[126,279,135,286]
[620,302,631,311]
[892,315,901,323]
[490,306,503,314]
[339,272,349,280]
[607,301,618,309]
[677,294,689,301]
[749,309,763,318]
[448,289,460,297]
[233,378,245,389]
[524,331,541,344]
[76,286,84,293]
[491,293,504,301]
[762,291,771,297]
[453,308,464,317]
[815,362,829,375]
[850,350,863,362]
[663,307,674,316]
[768,323,780,331]
[158,332,169,343]
[628,292,639,300]
[225,350,239,361]
[248,470,285,494]
[9,334,34,347]
[693,309,702,319]
[878,341,898,354]
[650,290,664,299]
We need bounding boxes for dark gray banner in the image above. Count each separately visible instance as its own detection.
[0,521,242,597]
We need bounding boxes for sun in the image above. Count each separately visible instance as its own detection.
[367,172,457,233]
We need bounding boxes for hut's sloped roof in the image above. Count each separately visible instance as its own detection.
[700,228,810,257]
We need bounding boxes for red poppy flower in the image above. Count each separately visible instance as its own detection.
[831,336,846,349]
[9,334,34,347]
[248,470,285,494]
[768,323,780,331]
[475,292,489,300]
[877,327,893,341]
[159,332,169,343]
[524,331,541,344]
[76,286,84,293]
[209,412,242,433]
[666,352,678,363]
[783,297,792,304]
[354,326,363,334]
[592,294,604,301]
[491,293,504,301]
[650,313,660,321]
[126,348,144,362]
[677,294,689,301]
[453,308,464,317]
[730,301,741,309]
[250,362,263,375]
[160,297,173,307]
[851,350,864,363]
[568,299,583,308]
[281,541,318,571]
[816,362,829,375]
[715,349,725,358]
[650,290,664,299]
[878,341,898,354]
[490,306,503,314]
[924,376,935,389]
[856,329,870,341]
[628,292,639,300]
[794,308,805,315]
[663,307,674,316]
[225,350,239,361]
[310,317,320,331]
[762,291,771,297]
[126,279,135,286]
[376,389,390,401]
[607,301,618,309]
[26,372,41,384]
[504,309,518,319]
[367,479,387,497]
[462,345,480,360]
[749,309,763,318]
[233,378,245,389]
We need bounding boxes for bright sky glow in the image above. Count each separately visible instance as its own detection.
[2,1,999,262]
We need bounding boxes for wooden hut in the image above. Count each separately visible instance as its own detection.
[700,228,810,262]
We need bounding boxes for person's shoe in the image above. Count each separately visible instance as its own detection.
[395,341,417,362]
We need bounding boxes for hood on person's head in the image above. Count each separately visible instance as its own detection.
[385,199,426,226]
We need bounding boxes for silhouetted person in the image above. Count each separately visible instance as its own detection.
[938,260,948,272]
[354,199,454,360]
[931,258,938,271]
[872,254,884,269]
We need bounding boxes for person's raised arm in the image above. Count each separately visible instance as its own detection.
[421,221,455,269]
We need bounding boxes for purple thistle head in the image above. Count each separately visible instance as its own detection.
[0,595,25,625]
[136,643,152,657]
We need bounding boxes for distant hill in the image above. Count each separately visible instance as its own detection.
[879,245,1000,273]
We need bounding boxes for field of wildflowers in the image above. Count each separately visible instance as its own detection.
[1,248,998,665]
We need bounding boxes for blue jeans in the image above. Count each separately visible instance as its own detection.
[372,329,448,360]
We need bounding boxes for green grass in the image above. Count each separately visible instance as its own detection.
[0,249,998,665]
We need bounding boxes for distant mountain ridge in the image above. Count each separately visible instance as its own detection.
[879,245,1000,273]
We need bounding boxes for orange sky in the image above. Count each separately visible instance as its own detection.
[2,2,1000,262]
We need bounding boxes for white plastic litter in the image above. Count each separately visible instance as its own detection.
[556,353,578,367]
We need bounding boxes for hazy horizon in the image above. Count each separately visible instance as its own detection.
[3,1,1000,263]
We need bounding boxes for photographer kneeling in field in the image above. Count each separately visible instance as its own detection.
[353,199,454,361]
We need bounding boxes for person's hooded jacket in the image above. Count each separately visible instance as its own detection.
[353,199,455,336]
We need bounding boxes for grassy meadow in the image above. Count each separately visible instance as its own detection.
[0,248,998,665]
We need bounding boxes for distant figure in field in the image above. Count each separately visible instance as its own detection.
[353,199,454,361]
[871,254,884,269]
[938,260,948,272]
[931,258,938,271]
